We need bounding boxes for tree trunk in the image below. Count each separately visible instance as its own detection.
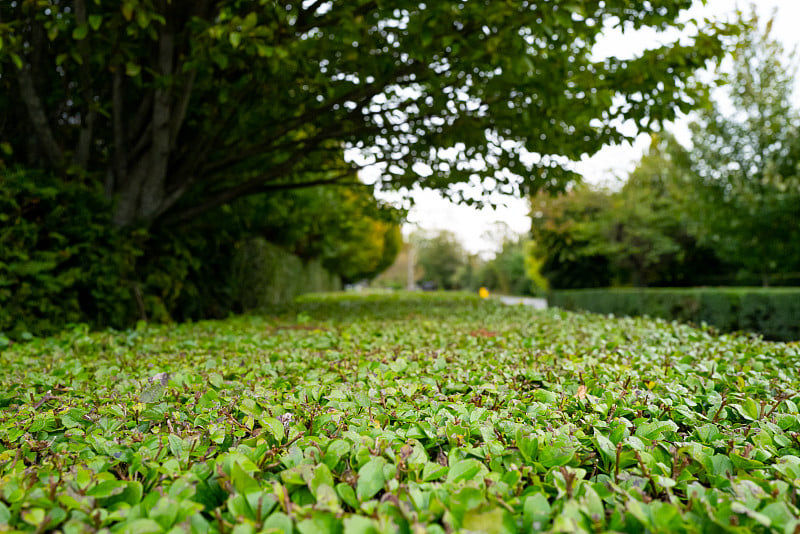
[111,26,185,228]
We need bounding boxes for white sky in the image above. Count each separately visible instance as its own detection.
[375,0,800,259]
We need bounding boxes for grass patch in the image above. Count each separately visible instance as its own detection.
[1,292,799,533]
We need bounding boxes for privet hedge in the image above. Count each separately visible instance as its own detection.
[549,288,800,341]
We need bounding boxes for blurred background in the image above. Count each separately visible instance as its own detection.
[375,1,800,294]
[2,0,798,339]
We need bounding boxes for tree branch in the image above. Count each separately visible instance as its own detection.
[139,25,175,217]
[162,142,333,225]
[74,0,95,168]
[295,0,327,29]
[202,64,421,175]
[17,67,64,168]
[164,99,240,197]
[295,1,379,34]
[163,171,360,226]
[127,91,154,156]
[112,68,128,196]
[169,69,196,149]
[162,145,411,227]
[153,105,244,220]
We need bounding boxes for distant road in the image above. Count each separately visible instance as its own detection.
[497,296,547,309]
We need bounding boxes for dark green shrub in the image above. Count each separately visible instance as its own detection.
[0,172,352,338]
[0,169,140,337]
[692,290,740,332]
[739,290,800,341]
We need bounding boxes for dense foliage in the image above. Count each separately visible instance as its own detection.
[683,20,800,284]
[230,239,341,313]
[528,147,728,290]
[528,187,615,289]
[1,293,800,532]
[469,239,537,297]
[1,1,734,228]
[550,287,800,341]
[222,186,403,286]
[0,170,140,337]
[528,19,800,290]
[0,171,400,337]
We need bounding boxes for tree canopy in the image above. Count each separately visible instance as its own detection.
[526,138,730,291]
[1,0,734,228]
[528,15,800,290]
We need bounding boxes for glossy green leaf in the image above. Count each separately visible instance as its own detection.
[356,458,386,501]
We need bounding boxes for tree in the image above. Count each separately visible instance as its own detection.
[683,15,800,285]
[1,1,735,229]
[242,185,404,283]
[594,134,727,286]
[527,137,731,290]
[413,230,466,290]
[528,186,614,289]
[474,237,536,295]
[315,196,402,284]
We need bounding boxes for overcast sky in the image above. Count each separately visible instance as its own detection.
[394,0,800,258]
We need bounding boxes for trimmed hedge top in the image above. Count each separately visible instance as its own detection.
[1,293,799,532]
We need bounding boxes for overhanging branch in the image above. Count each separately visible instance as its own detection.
[202,63,423,175]
[162,171,355,226]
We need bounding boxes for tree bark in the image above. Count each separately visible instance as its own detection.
[169,69,196,149]
[74,0,96,168]
[111,69,127,199]
[113,24,194,227]
[138,29,174,220]
[17,67,64,168]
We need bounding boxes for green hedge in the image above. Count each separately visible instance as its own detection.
[231,238,341,311]
[549,288,800,341]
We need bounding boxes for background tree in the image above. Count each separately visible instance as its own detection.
[683,15,800,285]
[526,137,730,290]
[1,1,735,230]
[245,185,404,284]
[528,187,614,289]
[474,238,537,295]
[454,254,482,293]
[412,231,467,290]
[527,12,800,292]
[593,135,727,286]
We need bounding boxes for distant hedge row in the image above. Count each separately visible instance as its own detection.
[231,238,341,311]
[549,288,800,341]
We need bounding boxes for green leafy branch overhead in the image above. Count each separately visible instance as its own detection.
[1,0,738,228]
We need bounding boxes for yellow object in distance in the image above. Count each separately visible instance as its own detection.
[478,287,489,299]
